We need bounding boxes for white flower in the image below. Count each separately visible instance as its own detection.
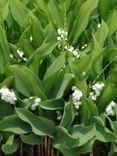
[57,36,62,41]
[9,54,13,58]
[23,57,27,61]
[57,28,62,35]
[72,86,77,91]
[84,44,88,47]
[72,50,78,56]
[89,92,97,101]
[89,82,105,101]
[30,36,33,42]
[72,86,83,110]
[109,101,116,107]
[56,110,62,120]
[31,97,41,110]
[68,46,74,52]
[17,49,24,58]
[64,45,68,50]
[0,87,17,105]
[81,46,85,49]
[81,72,86,77]
[106,101,116,116]
[92,82,104,91]
[106,106,115,116]
[97,23,101,28]
[35,97,41,103]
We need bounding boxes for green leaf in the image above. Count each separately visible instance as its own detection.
[40,98,64,110]
[54,126,79,148]
[0,115,31,134]
[107,9,117,36]
[60,102,76,129]
[34,41,59,59]
[99,0,112,20]
[0,1,9,21]
[87,99,99,116]
[33,0,48,14]
[2,135,19,154]
[55,73,74,98]
[0,101,13,121]
[94,20,108,48]
[0,25,9,66]
[71,125,95,146]
[20,133,42,145]
[92,117,116,142]
[13,65,46,99]
[30,13,44,47]
[44,54,65,80]
[16,108,56,137]
[69,0,99,44]
[47,0,64,27]
[10,0,28,27]
[0,76,14,88]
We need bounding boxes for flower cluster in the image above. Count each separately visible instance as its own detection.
[106,101,116,116]
[57,28,80,59]
[64,45,80,58]
[17,48,27,61]
[57,28,68,41]
[72,86,83,110]
[0,87,17,105]
[89,82,105,101]
[56,110,62,120]
[30,97,41,110]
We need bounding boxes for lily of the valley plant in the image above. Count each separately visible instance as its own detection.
[0,0,117,156]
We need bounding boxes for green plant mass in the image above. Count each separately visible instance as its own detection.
[0,0,117,155]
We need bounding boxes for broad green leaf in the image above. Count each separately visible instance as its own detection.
[44,54,65,80]
[57,140,93,156]
[87,99,99,116]
[34,41,59,59]
[54,126,79,148]
[0,115,31,134]
[44,22,57,42]
[0,25,9,66]
[16,108,56,137]
[2,135,19,154]
[71,125,95,146]
[0,101,13,120]
[80,99,90,125]
[99,0,112,20]
[30,13,44,47]
[94,20,108,48]
[13,65,46,99]
[69,0,99,44]
[0,76,14,88]
[55,73,74,98]
[20,134,42,145]
[0,1,9,21]
[47,0,63,27]
[60,102,76,129]
[10,0,28,27]
[40,98,64,110]
[70,54,92,75]
[92,117,116,142]
[33,0,48,14]
[107,9,117,36]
